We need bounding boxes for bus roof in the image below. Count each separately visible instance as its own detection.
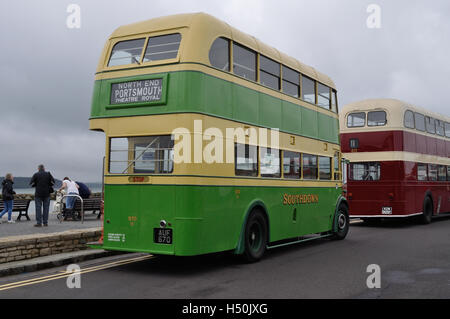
[104,12,335,89]
[340,98,450,131]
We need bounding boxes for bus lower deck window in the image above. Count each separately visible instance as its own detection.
[260,147,281,178]
[350,162,380,181]
[303,154,318,180]
[417,164,427,181]
[283,151,301,179]
[109,135,174,174]
[235,143,258,176]
[319,156,332,180]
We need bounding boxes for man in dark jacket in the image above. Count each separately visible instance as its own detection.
[30,164,55,227]
[75,181,91,199]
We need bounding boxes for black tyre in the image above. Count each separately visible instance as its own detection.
[332,204,349,240]
[420,196,433,224]
[243,209,268,262]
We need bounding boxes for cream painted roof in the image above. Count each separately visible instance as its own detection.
[340,98,450,132]
[105,12,335,89]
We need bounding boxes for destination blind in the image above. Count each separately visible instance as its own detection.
[111,78,163,104]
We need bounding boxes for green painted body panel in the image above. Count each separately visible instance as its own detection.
[101,184,342,256]
[90,70,339,144]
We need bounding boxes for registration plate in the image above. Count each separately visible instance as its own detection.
[153,228,173,244]
[382,207,392,215]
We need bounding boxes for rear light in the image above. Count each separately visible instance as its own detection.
[388,193,394,200]
[348,192,353,200]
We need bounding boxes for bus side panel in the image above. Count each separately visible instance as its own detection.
[173,185,238,256]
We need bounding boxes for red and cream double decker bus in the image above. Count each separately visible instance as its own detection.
[340,99,450,223]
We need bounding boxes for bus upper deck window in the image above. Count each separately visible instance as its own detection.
[233,43,256,81]
[414,113,425,132]
[331,90,338,113]
[209,37,230,71]
[282,66,300,98]
[445,122,450,138]
[108,38,146,67]
[317,83,331,110]
[143,33,181,62]
[260,55,280,91]
[436,120,445,136]
[367,111,387,126]
[425,116,436,134]
[404,110,415,129]
[301,76,316,104]
[347,112,365,128]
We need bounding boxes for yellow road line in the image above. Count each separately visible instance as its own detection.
[0,254,154,291]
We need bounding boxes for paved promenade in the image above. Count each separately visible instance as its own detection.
[0,201,102,238]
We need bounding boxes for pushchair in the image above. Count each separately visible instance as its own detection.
[53,190,82,222]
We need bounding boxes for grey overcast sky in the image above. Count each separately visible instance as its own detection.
[0,0,449,182]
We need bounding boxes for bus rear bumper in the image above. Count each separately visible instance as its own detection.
[350,212,423,218]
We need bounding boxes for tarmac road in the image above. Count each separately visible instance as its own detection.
[1,216,450,299]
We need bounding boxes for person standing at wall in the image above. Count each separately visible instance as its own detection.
[30,164,55,227]
[0,173,16,224]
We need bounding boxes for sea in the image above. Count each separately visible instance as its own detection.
[12,187,103,216]
[14,187,103,195]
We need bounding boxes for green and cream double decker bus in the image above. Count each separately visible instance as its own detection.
[90,13,348,261]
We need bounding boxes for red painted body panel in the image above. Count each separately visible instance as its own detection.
[341,130,450,218]
[341,130,450,157]
[346,161,450,217]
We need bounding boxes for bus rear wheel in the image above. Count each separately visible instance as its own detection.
[420,196,433,224]
[243,209,268,262]
[332,204,349,240]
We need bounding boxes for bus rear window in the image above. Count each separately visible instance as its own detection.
[108,38,146,67]
[368,111,386,126]
[347,112,365,128]
[143,33,181,62]
[350,162,380,181]
[109,135,174,174]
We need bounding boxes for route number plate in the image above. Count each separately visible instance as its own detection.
[154,228,172,244]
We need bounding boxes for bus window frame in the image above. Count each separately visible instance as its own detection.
[367,110,387,127]
[404,110,415,129]
[347,112,366,128]
[104,29,186,71]
[142,33,182,64]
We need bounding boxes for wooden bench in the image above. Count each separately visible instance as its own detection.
[73,198,102,219]
[0,199,31,221]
